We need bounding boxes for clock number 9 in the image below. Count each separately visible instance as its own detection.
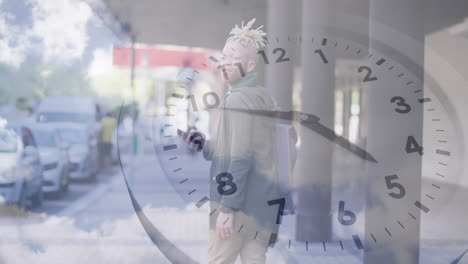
[384,174,406,199]
[391,96,411,114]
[215,172,237,195]
[338,201,356,226]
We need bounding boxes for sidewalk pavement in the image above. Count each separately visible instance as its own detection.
[53,135,468,263]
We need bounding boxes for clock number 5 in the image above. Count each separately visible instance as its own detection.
[268,198,286,224]
[384,174,406,199]
[391,96,411,114]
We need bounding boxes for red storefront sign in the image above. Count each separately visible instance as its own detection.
[112,46,218,71]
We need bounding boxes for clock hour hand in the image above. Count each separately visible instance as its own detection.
[227,108,377,163]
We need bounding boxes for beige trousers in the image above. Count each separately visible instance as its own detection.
[208,230,268,264]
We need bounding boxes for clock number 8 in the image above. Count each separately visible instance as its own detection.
[216,172,237,195]
[391,96,411,114]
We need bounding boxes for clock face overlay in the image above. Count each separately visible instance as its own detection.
[118,33,464,262]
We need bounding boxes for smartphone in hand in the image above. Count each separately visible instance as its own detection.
[177,129,204,151]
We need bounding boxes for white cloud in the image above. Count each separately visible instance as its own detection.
[0,0,92,66]
[0,204,208,264]
[88,47,114,77]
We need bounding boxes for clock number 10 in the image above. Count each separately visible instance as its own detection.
[186,92,220,112]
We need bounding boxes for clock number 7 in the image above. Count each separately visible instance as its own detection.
[384,174,406,199]
[268,198,285,224]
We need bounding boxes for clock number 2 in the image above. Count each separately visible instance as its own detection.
[215,172,237,195]
[358,66,378,82]
[268,198,286,224]
[391,96,411,114]
[384,174,406,199]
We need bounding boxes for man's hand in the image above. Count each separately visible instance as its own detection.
[177,128,205,151]
[216,211,234,240]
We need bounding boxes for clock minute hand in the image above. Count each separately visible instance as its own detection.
[227,108,377,163]
[300,119,378,163]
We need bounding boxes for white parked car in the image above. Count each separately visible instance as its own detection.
[1,124,43,208]
[55,123,99,181]
[30,124,70,195]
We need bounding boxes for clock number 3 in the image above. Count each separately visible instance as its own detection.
[215,172,237,195]
[391,96,411,114]
[385,174,406,199]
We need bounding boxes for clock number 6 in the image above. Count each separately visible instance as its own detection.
[385,175,406,199]
[391,96,411,114]
[338,201,356,226]
[215,172,237,195]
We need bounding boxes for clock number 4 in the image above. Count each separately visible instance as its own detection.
[338,201,356,226]
[268,198,286,224]
[406,136,423,155]
[391,96,411,114]
[385,174,406,199]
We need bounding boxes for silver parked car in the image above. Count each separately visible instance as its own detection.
[55,123,99,181]
[30,124,70,195]
[0,124,43,208]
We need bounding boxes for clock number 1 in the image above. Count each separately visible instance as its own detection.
[385,175,406,199]
[314,49,328,64]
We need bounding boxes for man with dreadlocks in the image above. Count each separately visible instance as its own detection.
[183,19,281,264]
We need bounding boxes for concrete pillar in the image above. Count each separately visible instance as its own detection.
[295,0,336,242]
[365,0,424,263]
[265,0,297,111]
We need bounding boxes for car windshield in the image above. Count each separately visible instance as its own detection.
[37,112,93,123]
[0,129,18,152]
[58,129,88,145]
[32,129,56,148]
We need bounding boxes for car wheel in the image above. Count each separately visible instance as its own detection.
[31,184,43,207]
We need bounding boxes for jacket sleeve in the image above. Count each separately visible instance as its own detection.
[219,94,253,210]
[202,139,214,161]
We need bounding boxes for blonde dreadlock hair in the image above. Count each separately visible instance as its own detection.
[227,18,267,49]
